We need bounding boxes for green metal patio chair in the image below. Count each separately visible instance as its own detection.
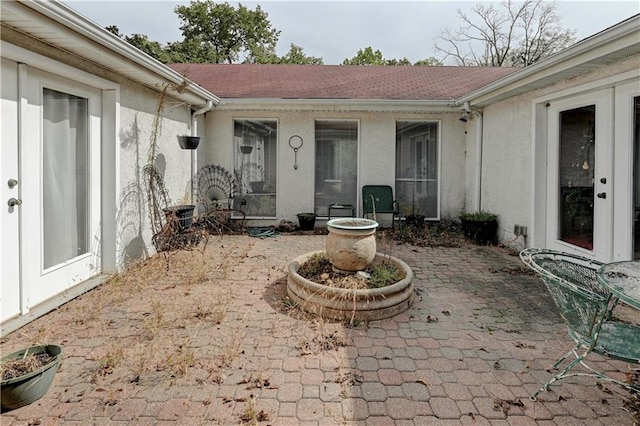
[520,248,640,401]
[362,185,401,229]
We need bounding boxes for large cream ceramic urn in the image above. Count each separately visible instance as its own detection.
[325,218,379,271]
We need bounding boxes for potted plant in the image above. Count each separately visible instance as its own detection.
[163,204,195,229]
[297,213,317,231]
[459,210,499,244]
[1,344,63,411]
[177,135,200,150]
[402,205,425,228]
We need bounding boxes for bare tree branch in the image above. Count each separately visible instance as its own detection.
[435,0,576,67]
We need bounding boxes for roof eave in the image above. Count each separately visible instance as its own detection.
[458,14,640,108]
[3,0,220,107]
[216,98,458,112]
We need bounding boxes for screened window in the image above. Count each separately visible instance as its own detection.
[395,121,439,219]
[315,121,358,216]
[234,119,277,217]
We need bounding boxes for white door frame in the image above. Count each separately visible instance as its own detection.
[0,59,23,321]
[21,68,103,310]
[613,81,640,261]
[531,70,640,262]
[545,89,613,260]
[1,42,119,329]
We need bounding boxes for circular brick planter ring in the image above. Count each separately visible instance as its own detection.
[287,250,414,321]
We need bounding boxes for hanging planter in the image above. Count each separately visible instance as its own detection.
[1,344,63,411]
[177,135,200,150]
[240,145,253,154]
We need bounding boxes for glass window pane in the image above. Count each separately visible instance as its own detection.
[314,121,358,216]
[42,88,89,268]
[233,119,277,217]
[395,121,439,218]
[558,105,595,250]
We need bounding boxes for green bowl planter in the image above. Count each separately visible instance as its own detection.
[177,135,200,150]
[297,213,317,231]
[1,344,63,411]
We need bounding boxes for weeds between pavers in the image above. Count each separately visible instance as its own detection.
[72,245,240,389]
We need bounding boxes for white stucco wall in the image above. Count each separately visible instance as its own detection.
[1,28,198,268]
[201,107,467,225]
[480,94,532,245]
[478,53,640,249]
[117,83,195,265]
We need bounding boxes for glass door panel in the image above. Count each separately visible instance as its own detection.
[42,88,89,269]
[558,105,595,250]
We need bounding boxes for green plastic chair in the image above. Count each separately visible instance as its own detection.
[362,185,401,229]
[520,248,640,401]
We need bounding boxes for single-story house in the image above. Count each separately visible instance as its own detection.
[1,0,638,334]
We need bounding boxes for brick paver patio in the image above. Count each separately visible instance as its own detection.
[1,235,637,425]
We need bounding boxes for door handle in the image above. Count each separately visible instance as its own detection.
[8,198,22,207]
[597,192,606,199]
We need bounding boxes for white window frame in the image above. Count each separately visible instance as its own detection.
[313,119,360,218]
[395,120,441,220]
[232,118,279,219]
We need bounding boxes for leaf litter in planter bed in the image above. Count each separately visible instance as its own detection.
[1,353,55,381]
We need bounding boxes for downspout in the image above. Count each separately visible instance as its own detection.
[191,100,215,202]
[472,110,484,212]
[463,102,483,211]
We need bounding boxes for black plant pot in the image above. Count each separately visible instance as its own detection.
[297,213,317,231]
[405,214,426,228]
[163,205,195,229]
[460,218,498,244]
[178,136,200,150]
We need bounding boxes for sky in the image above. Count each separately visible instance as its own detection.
[66,0,640,65]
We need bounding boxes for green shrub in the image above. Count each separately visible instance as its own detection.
[459,211,498,222]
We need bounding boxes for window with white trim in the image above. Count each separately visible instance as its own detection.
[314,120,358,216]
[395,121,439,219]
[234,119,277,217]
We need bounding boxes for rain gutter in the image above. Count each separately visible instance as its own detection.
[14,0,220,106]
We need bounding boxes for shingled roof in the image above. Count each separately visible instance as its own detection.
[168,64,518,101]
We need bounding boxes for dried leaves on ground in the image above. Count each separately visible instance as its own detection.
[384,219,469,247]
[297,253,405,289]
